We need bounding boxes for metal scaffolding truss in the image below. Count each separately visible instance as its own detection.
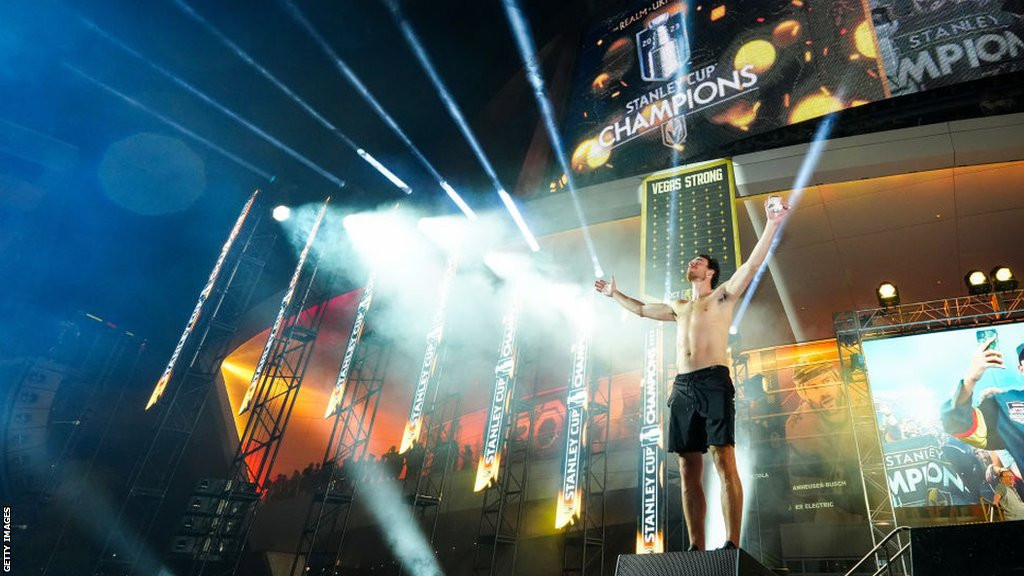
[292,332,391,576]
[836,333,902,573]
[562,369,610,576]
[836,290,1024,340]
[472,351,537,576]
[38,328,146,575]
[472,398,534,576]
[405,391,461,541]
[833,288,1024,576]
[188,256,333,576]
[92,215,275,576]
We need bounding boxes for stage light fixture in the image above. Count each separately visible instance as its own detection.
[991,266,1018,292]
[965,270,991,295]
[272,205,291,222]
[876,282,900,307]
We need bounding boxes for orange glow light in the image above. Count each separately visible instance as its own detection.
[399,419,422,453]
[571,138,611,172]
[474,453,503,492]
[734,40,776,74]
[789,92,844,124]
[147,372,171,411]
[555,488,583,528]
[635,531,665,554]
[854,20,877,58]
[710,5,726,21]
[772,20,801,47]
[712,100,762,131]
[592,73,611,90]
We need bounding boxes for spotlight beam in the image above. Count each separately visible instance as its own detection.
[499,189,540,252]
[171,0,411,195]
[389,2,540,240]
[731,114,838,333]
[284,0,476,219]
[664,2,691,297]
[80,17,346,189]
[670,2,691,171]
[500,0,603,274]
[387,1,499,186]
[63,63,272,181]
[353,461,444,576]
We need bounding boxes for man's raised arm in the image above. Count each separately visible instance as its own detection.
[594,276,675,321]
[723,196,790,297]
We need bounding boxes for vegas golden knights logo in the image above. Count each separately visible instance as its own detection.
[662,116,687,147]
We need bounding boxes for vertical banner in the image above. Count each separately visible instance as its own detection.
[238,198,330,414]
[147,189,259,410]
[636,327,665,554]
[555,298,593,529]
[323,272,377,418]
[474,291,522,492]
[399,254,459,454]
[640,159,740,302]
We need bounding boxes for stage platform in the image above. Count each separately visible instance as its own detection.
[615,520,1024,576]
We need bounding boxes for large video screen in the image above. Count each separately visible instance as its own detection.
[560,0,1024,189]
[871,0,1024,97]
[743,341,867,531]
[862,321,1024,508]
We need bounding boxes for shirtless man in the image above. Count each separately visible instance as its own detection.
[594,196,789,550]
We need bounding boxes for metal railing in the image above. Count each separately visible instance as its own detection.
[844,526,912,576]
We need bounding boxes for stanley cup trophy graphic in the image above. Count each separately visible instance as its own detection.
[637,11,691,149]
[637,12,689,82]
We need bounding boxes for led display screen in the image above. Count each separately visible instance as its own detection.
[862,321,1024,508]
[871,0,1024,97]
[560,0,1024,189]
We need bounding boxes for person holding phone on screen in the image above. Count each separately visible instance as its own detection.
[940,335,1024,473]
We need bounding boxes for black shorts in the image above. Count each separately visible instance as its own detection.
[667,365,735,454]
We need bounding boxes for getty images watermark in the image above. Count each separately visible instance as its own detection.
[3,505,12,572]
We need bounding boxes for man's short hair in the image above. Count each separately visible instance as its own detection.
[1017,342,1024,365]
[792,356,835,385]
[699,254,721,288]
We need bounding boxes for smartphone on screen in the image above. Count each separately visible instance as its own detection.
[976,329,999,351]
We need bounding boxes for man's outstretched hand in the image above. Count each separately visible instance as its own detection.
[594,276,616,297]
[765,195,791,223]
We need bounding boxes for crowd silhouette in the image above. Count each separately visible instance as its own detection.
[261,443,475,501]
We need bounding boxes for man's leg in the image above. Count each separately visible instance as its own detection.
[710,444,743,547]
[678,452,705,550]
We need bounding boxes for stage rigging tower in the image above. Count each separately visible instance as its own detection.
[92,197,275,576]
[291,327,392,576]
[471,349,539,576]
[562,364,610,576]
